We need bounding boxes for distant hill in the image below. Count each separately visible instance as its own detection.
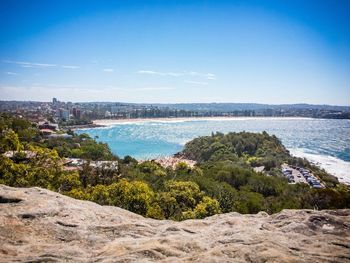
[1,100,349,119]
[1,100,349,112]
[150,103,350,112]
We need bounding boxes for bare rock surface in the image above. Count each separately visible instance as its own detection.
[0,184,349,263]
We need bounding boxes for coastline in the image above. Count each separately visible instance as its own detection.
[289,149,350,185]
[81,117,350,186]
[92,116,312,126]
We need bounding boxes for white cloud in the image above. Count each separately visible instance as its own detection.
[207,74,216,80]
[5,72,18,75]
[26,84,121,90]
[103,68,114,72]
[0,84,173,102]
[184,80,208,85]
[166,72,182,77]
[137,70,215,79]
[3,60,57,67]
[137,70,181,76]
[0,85,115,101]
[2,60,79,69]
[133,87,174,91]
[137,70,158,74]
[189,71,216,80]
[61,65,80,69]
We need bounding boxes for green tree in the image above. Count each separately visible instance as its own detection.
[108,180,154,216]
[193,196,221,219]
[0,129,23,152]
[90,184,110,205]
[165,180,203,210]
[59,171,82,192]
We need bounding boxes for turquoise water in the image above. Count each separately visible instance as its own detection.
[76,118,350,161]
[76,117,350,183]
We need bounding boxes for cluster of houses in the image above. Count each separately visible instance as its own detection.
[3,150,36,160]
[62,158,119,172]
[152,157,196,169]
[3,151,118,175]
[38,121,72,139]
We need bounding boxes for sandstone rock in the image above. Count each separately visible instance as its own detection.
[0,184,349,262]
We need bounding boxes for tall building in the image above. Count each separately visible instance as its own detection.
[52,98,58,105]
[111,105,118,114]
[72,107,81,119]
[59,108,70,121]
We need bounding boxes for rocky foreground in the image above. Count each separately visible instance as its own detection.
[0,185,349,263]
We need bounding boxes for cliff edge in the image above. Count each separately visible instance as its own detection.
[0,184,349,262]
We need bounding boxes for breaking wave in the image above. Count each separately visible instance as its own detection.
[77,118,350,183]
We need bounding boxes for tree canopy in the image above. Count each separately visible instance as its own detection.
[0,113,349,221]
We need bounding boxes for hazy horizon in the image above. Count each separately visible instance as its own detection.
[1,0,349,105]
[1,99,350,107]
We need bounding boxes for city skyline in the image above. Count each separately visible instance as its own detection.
[1,0,350,105]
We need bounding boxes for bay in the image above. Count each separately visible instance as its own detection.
[76,117,350,184]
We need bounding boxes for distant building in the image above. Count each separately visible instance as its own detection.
[72,107,81,119]
[40,129,54,136]
[105,111,111,118]
[59,109,70,120]
[90,160,119,171]
[111,105,118,114]
[38,121,59,131]
[63,158,118,172]
[3,150,36,160]
[48,133,73,139]
[52,98,58,105]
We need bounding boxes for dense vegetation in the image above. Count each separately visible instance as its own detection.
[182,131,339,187]
[0,113,349,221]
[0,113,114,161]
[42,133,116,161]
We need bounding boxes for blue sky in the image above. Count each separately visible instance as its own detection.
[0,0,349,105]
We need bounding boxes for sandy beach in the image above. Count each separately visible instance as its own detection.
[289,149,350,185]
[88,117,349,186]
[92,116,311,126]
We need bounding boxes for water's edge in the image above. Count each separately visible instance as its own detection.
[76,118,350,184]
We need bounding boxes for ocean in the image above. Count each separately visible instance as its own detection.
[76,117,350,184]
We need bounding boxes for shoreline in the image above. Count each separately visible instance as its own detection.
[289,149,350,185]
[79,117,349,185]
[144,150,350,186]
[92,116,312,126]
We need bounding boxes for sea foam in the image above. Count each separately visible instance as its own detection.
[289,148,350,185]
